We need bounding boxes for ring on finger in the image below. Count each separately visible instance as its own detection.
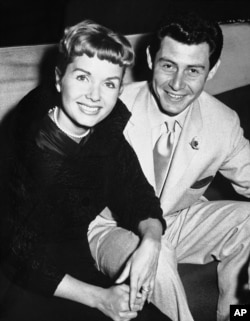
[142,285,151,293]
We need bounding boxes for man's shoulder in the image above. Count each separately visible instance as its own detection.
[199,91,239,121]
[120,81,149,110]
[122,81,148,94]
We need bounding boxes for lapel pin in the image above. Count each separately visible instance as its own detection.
[190,137,200,150]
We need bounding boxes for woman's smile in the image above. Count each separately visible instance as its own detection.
[77,102,101,115]
[56,54,123,133]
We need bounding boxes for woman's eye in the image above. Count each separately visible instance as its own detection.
[105,82,116,89]
[76,74,88,81]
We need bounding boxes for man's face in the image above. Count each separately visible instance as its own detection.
[148,36,219,116]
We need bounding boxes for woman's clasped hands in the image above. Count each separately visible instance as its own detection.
[115,231,162,313]
[98,284,143,321]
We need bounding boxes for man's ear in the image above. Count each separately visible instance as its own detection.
[55,67,62,92]
[207,59,221,81]
[118,83,124,96]
[146,46,153,70]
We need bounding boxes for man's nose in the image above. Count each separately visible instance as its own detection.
[169,71,185,91]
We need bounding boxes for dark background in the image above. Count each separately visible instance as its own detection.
[0,0,249,47]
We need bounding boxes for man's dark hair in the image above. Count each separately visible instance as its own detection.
[149,11,223,70]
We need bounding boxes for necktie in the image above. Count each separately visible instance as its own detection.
[153,122,175,195]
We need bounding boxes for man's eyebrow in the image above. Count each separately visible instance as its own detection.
[158,57,205,69]
[188,64,206,70]
[158,57,174,63]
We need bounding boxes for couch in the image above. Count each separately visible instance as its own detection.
[1,22,250,321]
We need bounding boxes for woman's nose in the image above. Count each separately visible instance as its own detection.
[86,84,101,101]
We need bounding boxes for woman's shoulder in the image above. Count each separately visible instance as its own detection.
[100,99,131,132]
[16,85,58,124]
[3,86,58,142]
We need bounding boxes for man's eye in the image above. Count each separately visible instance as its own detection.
[160,62,176,72]
[76,75,88,81]
[162,63,173,69]
[188,68,200,75]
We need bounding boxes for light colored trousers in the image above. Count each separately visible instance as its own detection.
[88,200,250,321]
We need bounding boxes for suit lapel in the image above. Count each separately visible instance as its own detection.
[124,83,204,213]
[124,84,156,187]
[160,99,203,202]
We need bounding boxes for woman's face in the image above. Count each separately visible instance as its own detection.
[55,54,124,135]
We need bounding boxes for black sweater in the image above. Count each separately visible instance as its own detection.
[0,86,165,297]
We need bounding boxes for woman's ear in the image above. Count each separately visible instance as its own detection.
[55,67,62,92]
[146,46,153,70]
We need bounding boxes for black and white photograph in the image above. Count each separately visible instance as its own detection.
[0,1,250,320]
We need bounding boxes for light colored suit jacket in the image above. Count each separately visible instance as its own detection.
[121,81,250,216]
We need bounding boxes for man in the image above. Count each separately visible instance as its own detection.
[88,11,250,321]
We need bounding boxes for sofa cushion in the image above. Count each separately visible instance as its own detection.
[178,262,218,321]
[205,85,250,201]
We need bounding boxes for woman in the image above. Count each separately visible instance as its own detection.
[0,21,168,321]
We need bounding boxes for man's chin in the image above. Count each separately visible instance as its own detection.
[158,103,184,116]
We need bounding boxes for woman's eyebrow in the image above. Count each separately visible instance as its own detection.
[105,76,121,81]
[73,68,91,74]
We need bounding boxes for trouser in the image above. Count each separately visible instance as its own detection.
[88,200,250,321]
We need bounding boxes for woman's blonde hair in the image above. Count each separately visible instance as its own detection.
[57,20,135,76]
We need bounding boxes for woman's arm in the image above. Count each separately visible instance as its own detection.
[54,274,141,320]
[110,140,166,233]
[111,140,166,311]
[116,218,163,310]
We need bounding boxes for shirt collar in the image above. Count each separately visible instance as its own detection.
[148,93,191,130]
